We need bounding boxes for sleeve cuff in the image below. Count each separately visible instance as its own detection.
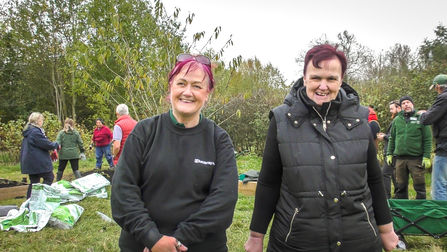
[143,226,163,250]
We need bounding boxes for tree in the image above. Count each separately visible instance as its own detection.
[70,0,236,124]
[419,23,447,66]
[295,31,373,82]
[0,0,87,122]
[208,57,288,155]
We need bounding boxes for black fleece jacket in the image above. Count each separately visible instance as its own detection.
[111,112,238,252]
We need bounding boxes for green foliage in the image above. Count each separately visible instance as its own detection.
[419,24,447,65]
[0,0,446,161]
[207,57,288,155]
[0,118,25,163]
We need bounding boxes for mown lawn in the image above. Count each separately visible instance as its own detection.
[0,155,446,251]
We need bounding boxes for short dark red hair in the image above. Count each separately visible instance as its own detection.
[167,59,215,92]
[303,44,347,78]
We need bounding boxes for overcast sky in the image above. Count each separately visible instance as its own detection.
[164,0,447,83]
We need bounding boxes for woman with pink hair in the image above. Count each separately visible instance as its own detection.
[111,54,238,252]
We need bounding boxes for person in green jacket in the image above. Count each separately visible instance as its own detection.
[56,118,85,181]
[387,96,432,199]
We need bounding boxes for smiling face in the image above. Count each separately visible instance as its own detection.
[303,58,343,105]
[169,63,210,126]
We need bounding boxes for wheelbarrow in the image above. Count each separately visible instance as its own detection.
[388,199,447,250]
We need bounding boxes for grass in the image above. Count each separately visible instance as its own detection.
[0,154,446,251]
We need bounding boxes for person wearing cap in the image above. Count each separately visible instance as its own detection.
[112,104,137,168]
[419,74,447,200]
[377,100,401,199]
[386,96,432,199]
[91,118,115,171]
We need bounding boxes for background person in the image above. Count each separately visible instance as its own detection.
[55,118,85,181]
[244,44,397,252]
[111,53,238,252]
[91,118,114,171]
[419,74,447,200]
[387,96,432,199]
[377,100,401,199]
[112,104,137,167]
[368,105,381,150]
[20,112,60,198]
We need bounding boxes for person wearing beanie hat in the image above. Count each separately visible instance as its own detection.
[399,96,414,106]
[387,96,432,199]
[419,74,447,200]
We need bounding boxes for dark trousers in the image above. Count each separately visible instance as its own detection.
[58,159,79,172]
[395,158,426,199]
[382,156,397,199]
[27,171,54,198]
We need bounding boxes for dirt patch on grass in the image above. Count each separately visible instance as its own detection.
[0,168,114,189]
[0,178,27,188]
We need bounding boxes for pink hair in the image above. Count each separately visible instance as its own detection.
[167,59,215,92]
[303,44,347,78]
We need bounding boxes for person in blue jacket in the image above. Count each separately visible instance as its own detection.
[20,112,59,198]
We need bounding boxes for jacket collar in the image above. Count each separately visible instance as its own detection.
[115,114,132,124]
[283,77,365,130]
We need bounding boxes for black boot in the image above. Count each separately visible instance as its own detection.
[413,183,427,199]
[394,182,409,199]
[56,171,63,181]
[73,170,82,179]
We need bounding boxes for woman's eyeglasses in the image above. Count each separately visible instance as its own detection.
[176,53,211,66]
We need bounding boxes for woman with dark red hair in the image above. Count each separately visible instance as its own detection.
[245,45,398,252]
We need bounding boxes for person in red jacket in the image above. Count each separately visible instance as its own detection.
[91,118,115,170]
[112,104,137,167]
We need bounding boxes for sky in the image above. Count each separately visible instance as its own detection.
[163,0,447,83]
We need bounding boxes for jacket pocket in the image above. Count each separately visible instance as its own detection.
[285,207,300,243]
[361,202,377,237]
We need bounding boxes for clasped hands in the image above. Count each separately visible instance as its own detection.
[143,236,188,252]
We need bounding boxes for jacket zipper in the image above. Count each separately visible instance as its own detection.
[285,208,299,243]
[361,202,377,237]
[312,103,331,131]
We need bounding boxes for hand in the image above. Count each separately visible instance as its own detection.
[244,231,264,252]
[378,222,398,252]
[381,231,398,252]
[416,110,426,115]
[422,157,431,169]
[386,155,393,166]
[150,236,188,252]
